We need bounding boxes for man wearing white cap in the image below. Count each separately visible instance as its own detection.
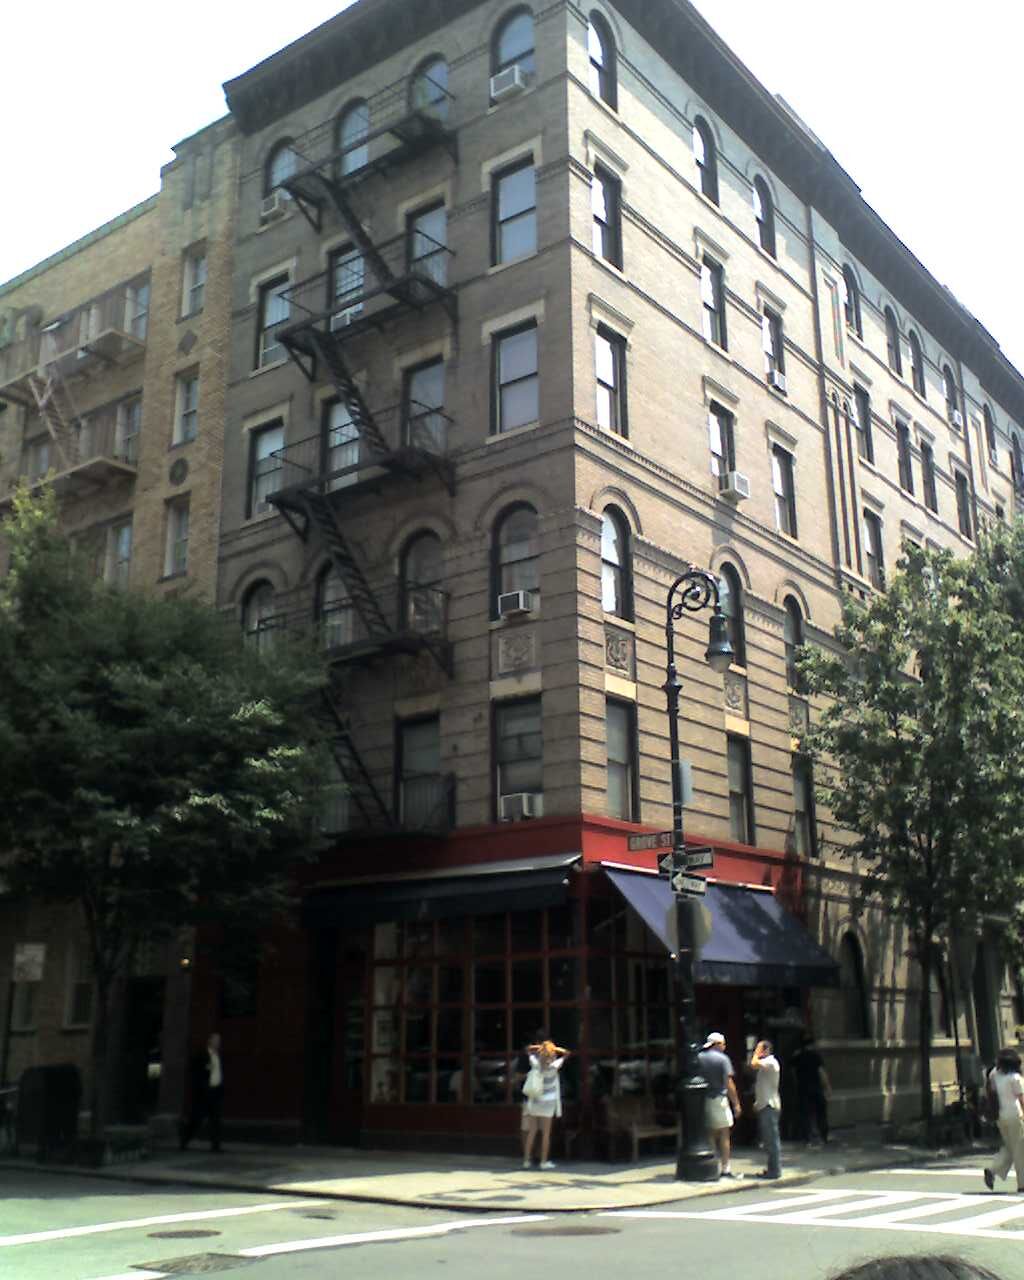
[697,1031,741,1177]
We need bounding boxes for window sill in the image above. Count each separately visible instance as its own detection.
[485,420,540,443]
[489,606,541,630]
[243,508,279,526]
[255,210,297,234]
[486,84,537,114]
[487,252,538,277]
[158,571,188,584]
[177,309,204,324]
[169,437,196,452]
[603,614,635,631]
[702,337,730,361]
[249,359,289,378]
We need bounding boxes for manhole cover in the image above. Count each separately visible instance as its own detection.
[147,1230,221,1239]
[134,1254,255,1275]
[510,1225,621,1237]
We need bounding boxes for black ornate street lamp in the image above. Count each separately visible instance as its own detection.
[664,567,733,1181]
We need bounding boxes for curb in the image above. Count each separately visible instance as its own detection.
[0,1142,993,1216]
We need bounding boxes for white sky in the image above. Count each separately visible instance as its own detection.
[3,1,1021,373]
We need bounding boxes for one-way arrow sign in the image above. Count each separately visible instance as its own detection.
[671,871,708,896]
[683,846,715,871]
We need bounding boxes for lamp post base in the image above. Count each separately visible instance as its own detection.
[676,1069,719,1182]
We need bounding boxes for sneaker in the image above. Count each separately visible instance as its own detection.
[755,1170,780,1179]
[984,1169,995,1191]
[540,1160,557,1170]
[720,1169,736,1178]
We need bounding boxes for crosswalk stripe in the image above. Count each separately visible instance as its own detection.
[238,1214,550,1257]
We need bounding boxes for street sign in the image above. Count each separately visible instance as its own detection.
[628,830,674,852]
[657,851,677,874]
[683,846,715,871]
[671,871,707,897]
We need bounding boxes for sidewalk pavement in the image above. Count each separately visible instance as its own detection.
[2,1129,991,1213]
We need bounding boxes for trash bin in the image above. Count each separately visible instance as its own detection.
[17,1063,82,1158]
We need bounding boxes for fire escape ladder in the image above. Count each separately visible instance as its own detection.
[303,491,392,641]
[317,692,392,829]
[304,329,391,462]
[27,369,78,470]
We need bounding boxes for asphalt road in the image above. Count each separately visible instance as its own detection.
[2,1156,1021,1280]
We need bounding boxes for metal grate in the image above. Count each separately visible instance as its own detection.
[133,1253,255,1274]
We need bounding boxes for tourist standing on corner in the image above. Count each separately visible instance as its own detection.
[697,1031,740,1178]
[750,1038,782,1180]
[522,1039,570,1171]
[179,1032,225,1153]
[983,1047,1024,1193]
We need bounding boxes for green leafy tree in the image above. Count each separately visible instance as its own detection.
[800,535,1024,1122]
[0,488,332,1135]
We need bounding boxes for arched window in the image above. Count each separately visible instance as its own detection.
[943,365,959,423]
[587,11,616,108]
[600,507,631,619]
[717,564,745,668]
[842,265,862,338]
[983,404,997,464]
[752,176,776,257]
[316,566,353,650]
[410,56,449,121]
[492,7,535,78]
[884,307,902,375]
[493,503,539,612]
[783,595,804,691]
[242,581,277,652]
[335,100,369,175]
[839,933,870,1038]
[265,140,298,195]
[692,116,718,203]
[908,330,925,397]
[402,531,444,634]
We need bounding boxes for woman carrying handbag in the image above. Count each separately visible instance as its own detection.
[522,1040,570,1170]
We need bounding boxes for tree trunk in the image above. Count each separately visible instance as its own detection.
[89,976,112,1140]
[918,939,934,1124]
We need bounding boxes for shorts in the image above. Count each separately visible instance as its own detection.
[705,1094,733,1131]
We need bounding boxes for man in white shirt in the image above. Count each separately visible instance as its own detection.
[180,1032,225,1153]
[750,1038,782,1179]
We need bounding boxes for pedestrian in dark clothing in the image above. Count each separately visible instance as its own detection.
[792,1033,832,1145]
[179,1032,225,1152]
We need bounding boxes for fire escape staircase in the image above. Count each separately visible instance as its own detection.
[27,367,80,470]
[316,690,392,831]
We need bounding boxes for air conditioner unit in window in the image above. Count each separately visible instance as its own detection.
[490,65,530,101]
[719,470,751,502]
[500,792,542,821]
[329,308,360,332]
[260,191,290,223]
[497,589,534,618]
[768,369,787,393]
[950,408,964,429]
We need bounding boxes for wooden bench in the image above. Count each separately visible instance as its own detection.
[604,1094,678,1163]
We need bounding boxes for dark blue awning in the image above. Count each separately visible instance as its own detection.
[604,867,839,988]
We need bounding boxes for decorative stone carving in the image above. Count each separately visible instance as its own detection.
[604,626,634,675]
[723,670,748,716]
[788,694,810,735]
[498,628,536,674]
[169,457,189,486]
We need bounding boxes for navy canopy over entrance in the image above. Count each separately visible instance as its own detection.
[304,854,578,928]
[605,867,839,987]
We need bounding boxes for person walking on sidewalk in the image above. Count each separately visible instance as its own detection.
[983,1047,1024,1192]
[697,1031,740,1178]
[793,1033,832,1145]
[522,1039,570,1170]
[179,1032,226,1153]
[750,1038,782,1180]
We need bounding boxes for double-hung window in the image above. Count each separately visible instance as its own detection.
[328,247,364,329]
[896,421,914,494]
[116,396,142,464]
[495,698,543,806]
[727,735,754,845]
[408,202,448,287]
[792,757,817,857]
[606,698,637,822]
[753,177,776,257]
[863,509,884,588]
[762,308,785,387]
[399,717,443,828]
[853,386,873,463]
[909,330,925,397]
[955,471,973,539]
[983,405,998,466]
[591,165,621,267]
[404,358,446,452]
[493,159,536,264]
[64,941,95,1029]
[164,498,190,577]
[126,279,150,340]
[594,326,626,436]
[884,308,902,376]
[182,250,207,316]
[771,444,797,537]
[700,256,726,348]
[174,372,199,445]
[257,275,289,366]
[921,441,938,512]
[708,401,735,478]
[493,322,538,433]
[249,423,284,517]
[106,519,133,589]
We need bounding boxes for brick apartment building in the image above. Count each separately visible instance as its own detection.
[0,117,238,1121]
[3,0,1024,1152]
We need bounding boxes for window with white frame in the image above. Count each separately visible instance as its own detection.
[64,940,95,1029]
[164,498,190,577]
[587,11,617,108]
[863,508,884,588]
[105,518,133,589]
[116,396,142,464]
[493,322,539,432]
[493,158,536,265]
[182,249,207,316]
[328,246,364,328]
[771,443,797,537]
[594,325,627,435]
[126,278,150,340]
[256,274,290,367]
[591,165,622,267]
[753,176,776,256]
[692,117,718,203]
[174,372,199,445]
[249,422,284,517]
[707,401,736,478]
[336,101,370,175]
[700,256,726,348]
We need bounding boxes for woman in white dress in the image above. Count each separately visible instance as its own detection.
[522,1040,570,1170]
[983,1047,1024,1192]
